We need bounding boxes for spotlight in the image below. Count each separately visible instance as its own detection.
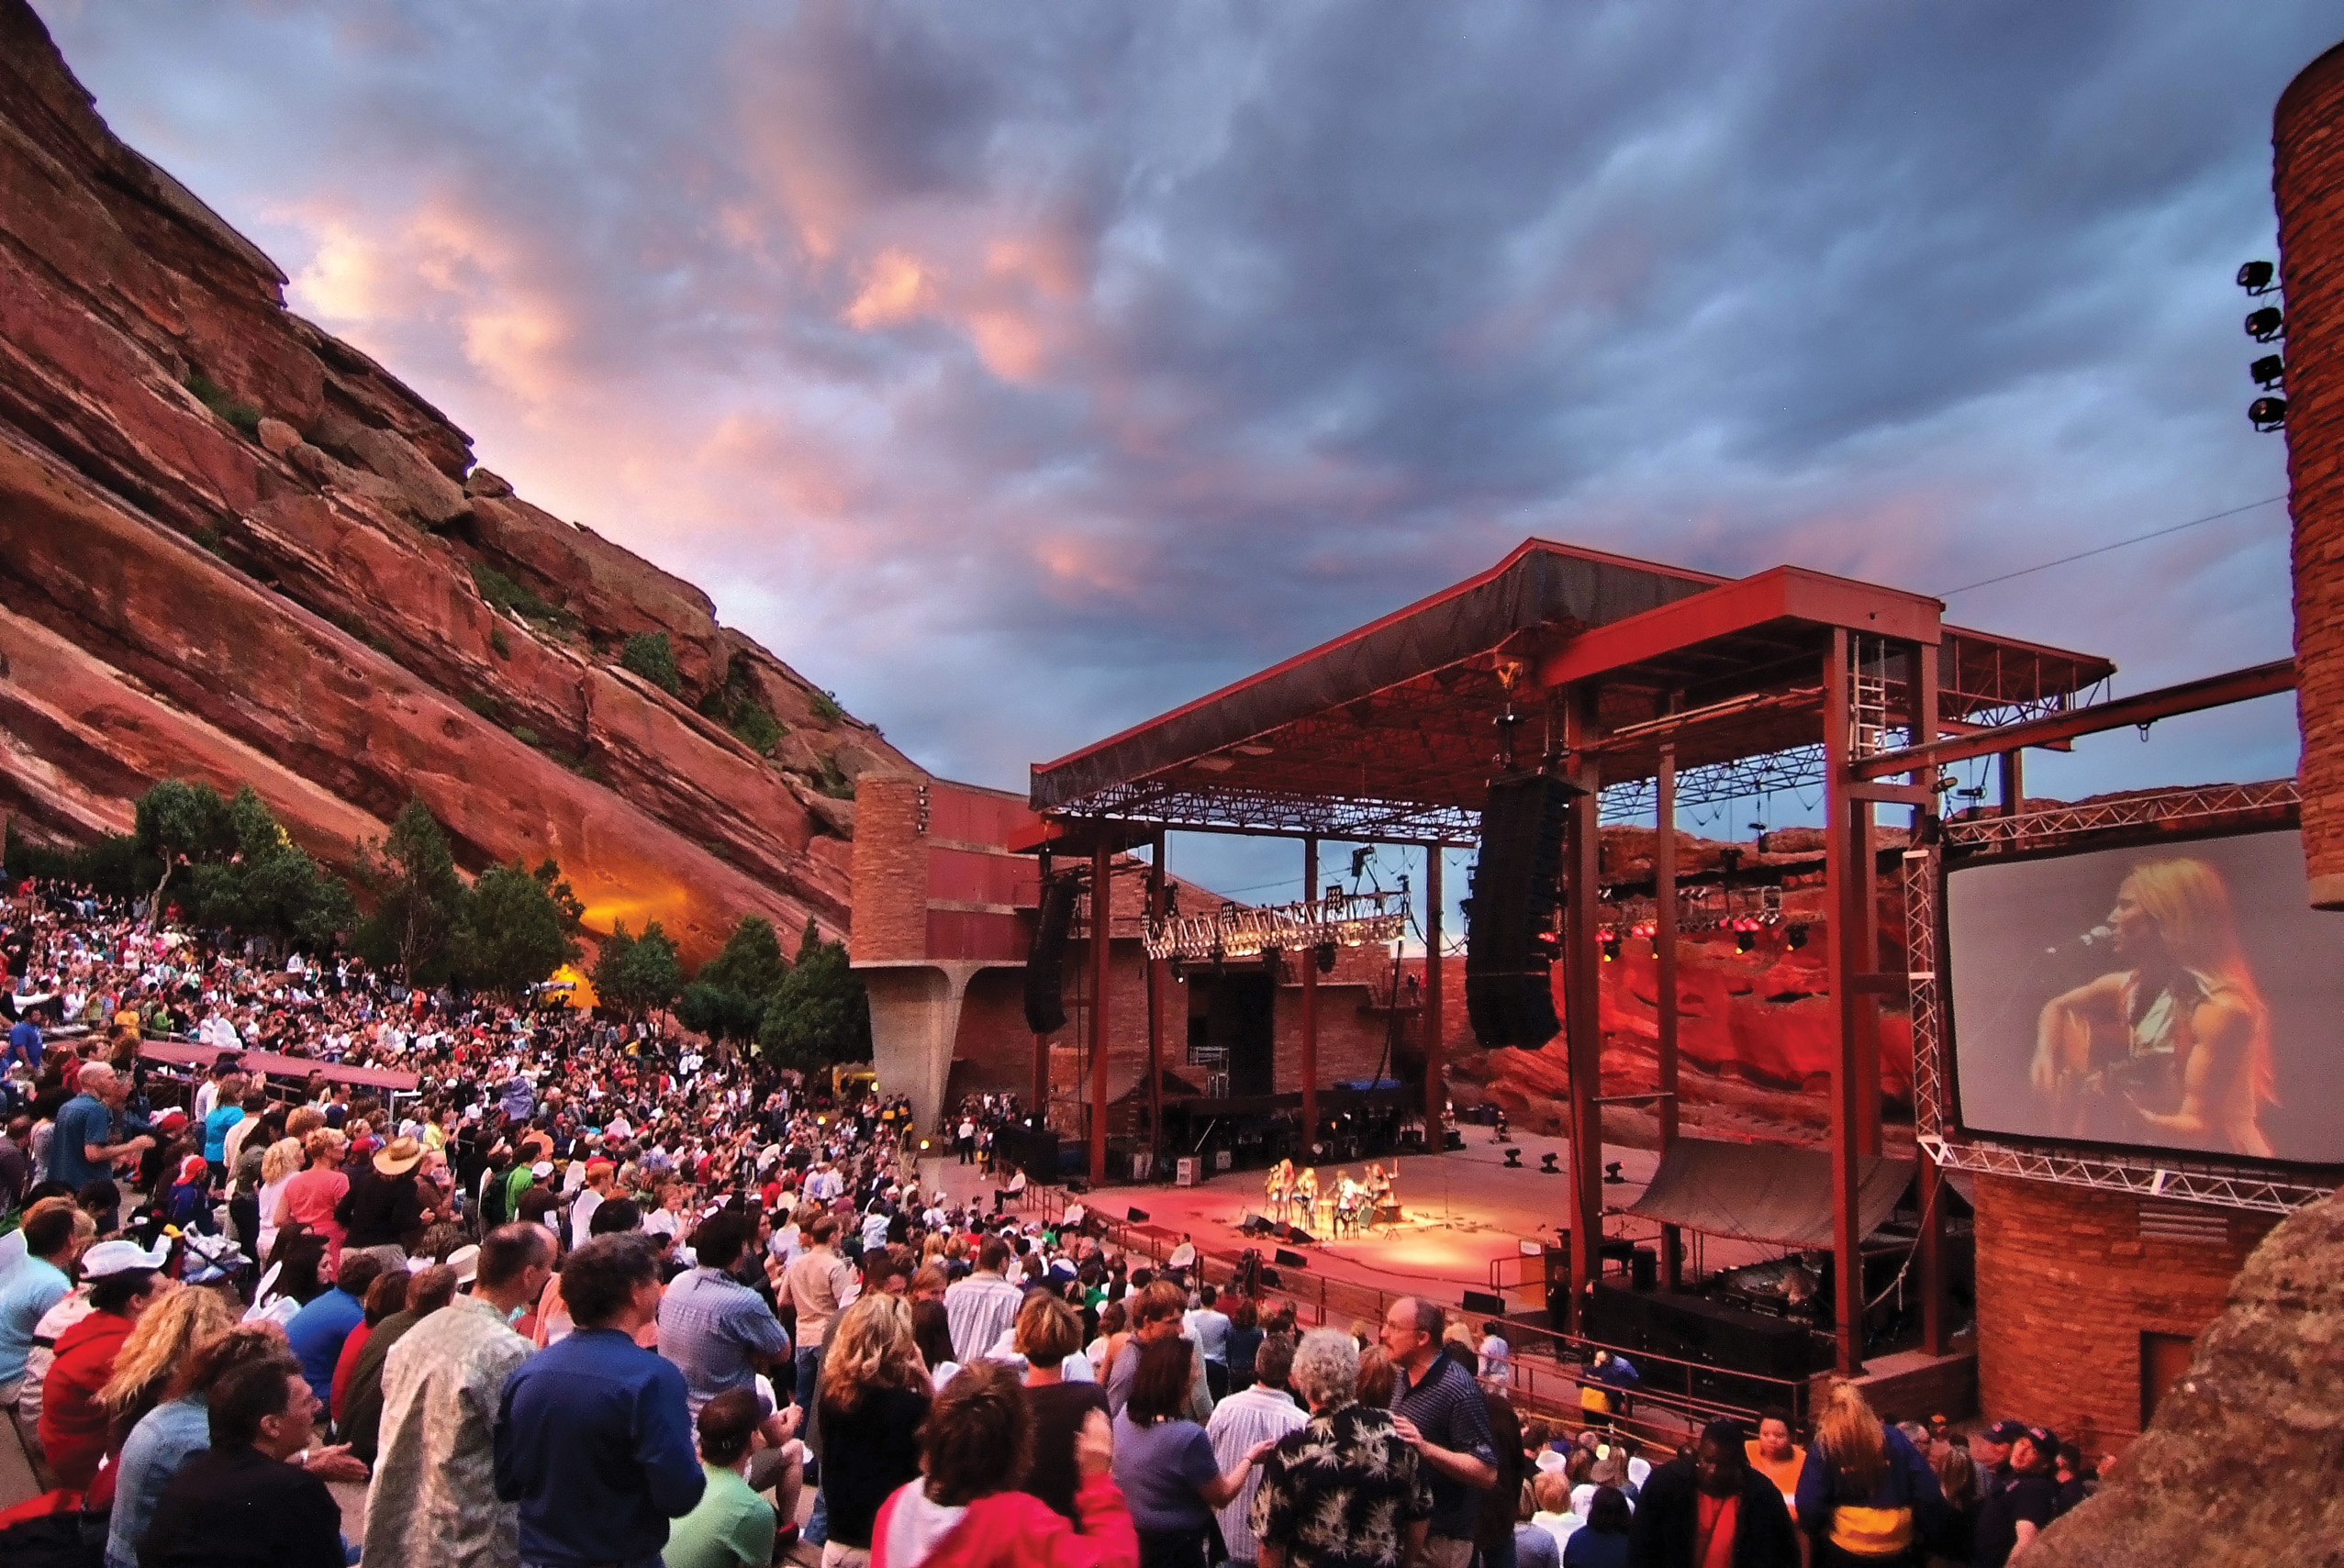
[1539,1151,1561,1175]
[2250,396,2289,432]
[2251,354,2286,390]
[919,1139,931,1151]
[1504,1148,1523,1168]
[2238,260,2276,295]
[1601,932,1622,962]
[1735,917,1758,953]
[2246,306,2285,343]
[1603,1161,1625,1185]
[1786,923,1809,951]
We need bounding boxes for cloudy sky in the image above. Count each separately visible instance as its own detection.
[34,1,2337,895]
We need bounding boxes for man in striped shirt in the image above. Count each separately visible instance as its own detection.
[1206,1332,1308,1565]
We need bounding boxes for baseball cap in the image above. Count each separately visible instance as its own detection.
[531,1161,553,1179]
[82,1238,170,1278]
[2023,1425,2059,1453]
[1983,1419,2027,1445]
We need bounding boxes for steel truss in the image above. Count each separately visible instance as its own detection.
[1064,782,1478,844]
[1906,780,2333,1217]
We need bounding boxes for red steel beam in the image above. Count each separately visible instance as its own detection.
[1088,840,1112,1189]
[1851,659,2295,780]
[1424,850,1445,1142]
[1655,744,1683,1293]
[1824,628,1865,1377]
[1535,565,1942,691]
[1301,836,1320,1160]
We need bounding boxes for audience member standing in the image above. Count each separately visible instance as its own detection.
[1380,1297,1498,1568]
[780,1214,860,1410]
[1625,1418,1800,1568]
[495,1233,706,1568]
[816,1294,933,1568]
[1970,1425,2060,1568]
[339,1135,427,1269]
[1112,1336,1274,1568]
[338,1265,459,1464]
[1792,1382,1945,1568]
[1247,1329,1433,1568]
[659,1209,795,1419]
[1018,1292,1114,1524]
[366,1224,555,1568]
[47,1063,151,1193]
[943,1238,1025,1366]
[1204,1330,1309,1567]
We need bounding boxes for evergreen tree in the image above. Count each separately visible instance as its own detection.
[677,915,790,1042]
[133,779,230,924]
[756,919,869,1073]
[187,788,356,947]
[451,857,584,995]
[352,797,465,980]
[593,919,684,1017]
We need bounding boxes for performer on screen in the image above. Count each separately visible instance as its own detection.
[2030,856,2277,1158]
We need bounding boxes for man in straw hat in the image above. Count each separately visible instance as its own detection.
[339,1133,427,1271]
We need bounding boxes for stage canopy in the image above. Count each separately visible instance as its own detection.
[1624,1136,1914,1250]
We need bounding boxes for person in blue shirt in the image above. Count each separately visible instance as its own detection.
[283,1251,387,1404]
[201,1072,249,1180]
[496,1232,704,1568]
[6,1006,43,1073]
[47,1062,152,1195]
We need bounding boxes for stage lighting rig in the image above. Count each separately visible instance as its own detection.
[1538,1151,1561,1175]
[1143,887,1409,962]
[2250,396,2289,433]
[1600,931,1622,962]
[2238,259,2276,295]
[2246,306,2285,343]
[2252,354,2286,390]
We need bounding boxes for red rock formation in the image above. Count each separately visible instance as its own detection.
[0,1,919,963]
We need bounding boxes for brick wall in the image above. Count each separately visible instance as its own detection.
[849,776,928,962]
[2279,41,2344,903]
[1972,1173,2276,1448]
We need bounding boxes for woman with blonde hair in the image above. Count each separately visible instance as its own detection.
[2032,855,2277,1155]
[256,1138,305,1261]
[817,1293,933,1567]
[1791,1381,1943,1566]
[83,1286,235,1508]
[275,1127,350,1266]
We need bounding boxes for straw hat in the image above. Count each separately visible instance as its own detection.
[374,1135,425,1175]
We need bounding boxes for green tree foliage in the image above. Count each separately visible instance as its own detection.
[620,630,683,695]
[185,788,357,947]
[134,778,232,923]
[676,915,789,1042]
[7,823,148,899]
[592,919,684,1018]
[451,858,584,995]
[756,919,869,1073]
[352,797,465,981]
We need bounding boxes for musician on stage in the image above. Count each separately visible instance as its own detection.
[1334,1170,1363,1236]
[1292,1166,1320,1234]
[1265,1158,1294,1222]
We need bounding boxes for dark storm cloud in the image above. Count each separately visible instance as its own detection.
[32,0,2335,793]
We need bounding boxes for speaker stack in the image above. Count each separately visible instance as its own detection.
[1022,872,1079,1034]
[1465,773,1578,1050]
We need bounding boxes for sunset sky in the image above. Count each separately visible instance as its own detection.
[35,2,2338,898]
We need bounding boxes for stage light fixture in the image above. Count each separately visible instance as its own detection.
[1735,919,1757,953]
[1600,932,1621,962]
[1539,1151,1560,1174]
[2250,396,2289,432]
[2238,260,2276,295]
[1504,1148,1523,1167]
[1603,1161,1625,1184]
[2251,354,2286,390]
[1786,923,1809,951]
[2246,306,2285,342]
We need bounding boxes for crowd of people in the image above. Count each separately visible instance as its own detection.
[0,886,2102,1568]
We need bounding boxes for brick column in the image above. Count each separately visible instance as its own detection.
[2278,41,2344,905]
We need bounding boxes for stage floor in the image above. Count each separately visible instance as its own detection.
[919,1133,1783,1316]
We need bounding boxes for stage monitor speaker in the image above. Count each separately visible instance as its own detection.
[1126,1207,1151,1223]
[1022,873,1079,1034]
[1461,1289,1507,1317]
[1464,773,1577,1050]
[1630,1247,1658,1293]
[1278,1224,1315,1246]
[1274,1248,1309,1269]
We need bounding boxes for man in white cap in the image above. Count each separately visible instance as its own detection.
[368,1223,556,1568]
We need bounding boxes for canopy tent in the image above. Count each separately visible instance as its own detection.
[1624,1136,1914,1250]
[136,1038,420,1095]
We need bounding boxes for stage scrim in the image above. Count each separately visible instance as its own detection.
[1945,826,2344,1164]
[1624,1137,1914,1249]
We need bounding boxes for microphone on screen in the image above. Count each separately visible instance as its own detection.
[2077,925,2115,948]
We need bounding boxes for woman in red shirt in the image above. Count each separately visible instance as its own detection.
[275,1128,351,1269]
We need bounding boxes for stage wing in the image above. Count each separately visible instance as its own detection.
[1624,1137,1914,1249]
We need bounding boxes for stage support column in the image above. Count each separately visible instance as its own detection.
[1999,748,2024,817]
[1911,642,1952,1358]
[1562,689,1605,1334]
[1423,847,1444,1140]
[1655,744,1682,1293]
[1032,1030,1048,1126]
[1302,836,1320,1162]
[1824,628,1865,1376]
[1088,839,1112,1190]
[1148,829,1167,1174]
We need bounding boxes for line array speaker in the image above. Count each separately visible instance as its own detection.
[1464,773,1578,1049]
[1022,873,1079,1034]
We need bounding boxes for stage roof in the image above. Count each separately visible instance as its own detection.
[1624,1136,1915,1250]
[1029,539,2113,843]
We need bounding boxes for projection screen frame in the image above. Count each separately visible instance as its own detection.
[1908,778,2336,1215]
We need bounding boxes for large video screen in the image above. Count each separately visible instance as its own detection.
[1945,827,2344,1165]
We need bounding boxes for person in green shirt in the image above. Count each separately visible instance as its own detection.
[664,1386,783,1568]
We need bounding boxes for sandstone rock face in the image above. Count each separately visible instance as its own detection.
[0,1,921,962]
[2024,1188,2344,1568]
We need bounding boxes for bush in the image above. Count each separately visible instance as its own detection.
[462,691,502,722]
[809,688,844,724]
[620,630,683,695]
[184,369,262,439]
[696,657,787,755]
[468,562,578,633]
[489,626,511,660]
